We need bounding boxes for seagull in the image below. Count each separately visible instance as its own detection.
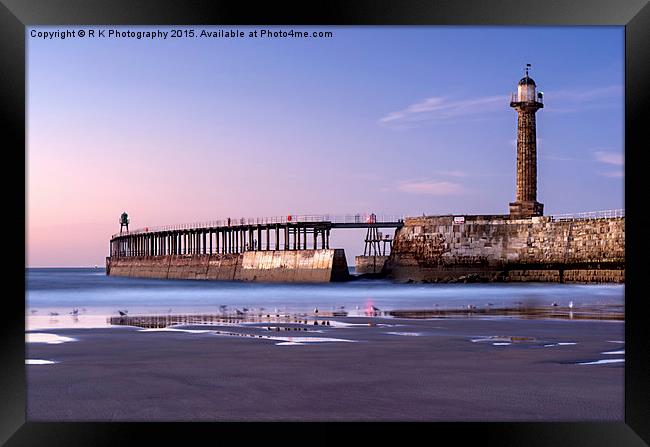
[30,309,38,314]
[70,308,79,316]
[551,302,559,307]
[467,304,477,310]
[118,310,128,316]
[568,301,574,309]
[242,308,249,312]
[236,309,245,316]
[49,312,59,316]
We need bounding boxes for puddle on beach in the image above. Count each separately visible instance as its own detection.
[385,332,424,337]
[602,350,625,355]
[470,335,536,344]
[268,336,356,345]
[26,333,77,344]
[27,315,111,331]
[25,359,59,365]
[138,328,213,334]
[577,358,625,366]
[135,324,356,346]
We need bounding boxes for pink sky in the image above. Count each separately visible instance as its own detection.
[27,26,623,267]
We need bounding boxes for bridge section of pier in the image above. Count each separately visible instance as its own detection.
[109,214,404,258]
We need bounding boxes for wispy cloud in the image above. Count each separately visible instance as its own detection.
[594,150,624,166]
[546,85,622,102]
[594,150,624,178]
[397,180,464,196]
[379,95,505,128]
[543,85,622,113]
[436,170,467,178]
[541,149,624,181]
[381,85,623,128]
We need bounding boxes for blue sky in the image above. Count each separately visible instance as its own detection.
[27,26,624,266]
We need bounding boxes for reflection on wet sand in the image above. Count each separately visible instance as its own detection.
[388,304,624,321]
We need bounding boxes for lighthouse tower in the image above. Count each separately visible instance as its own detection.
[509,64,544,218]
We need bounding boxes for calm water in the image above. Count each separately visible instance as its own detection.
[26,268,624,317]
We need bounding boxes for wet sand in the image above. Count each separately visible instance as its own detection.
[26,316,624,421]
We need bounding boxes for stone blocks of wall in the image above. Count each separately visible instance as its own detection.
[563,269,624,284]
[106,249,348,283]
[388,215,624,283]
[205,254,241,281]
[507,269,560,282]
[108,256,171,279]
[355,256,389,274]
[166,255,210,280]
[238,249,344,282]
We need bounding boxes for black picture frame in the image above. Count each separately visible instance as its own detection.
[3,0,648,445]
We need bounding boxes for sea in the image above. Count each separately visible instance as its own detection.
[26,268,624,329]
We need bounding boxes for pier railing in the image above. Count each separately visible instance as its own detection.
[112,213,406,238]
[550,209,624,221]
[111,209,625,238]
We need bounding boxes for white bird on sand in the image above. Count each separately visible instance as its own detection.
[569,301,574,309]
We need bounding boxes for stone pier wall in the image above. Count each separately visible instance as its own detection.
[387,215,624,283]
[355,256,390,274]
[106,249,349,283]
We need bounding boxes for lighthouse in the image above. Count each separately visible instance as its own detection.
[509,64,544,218]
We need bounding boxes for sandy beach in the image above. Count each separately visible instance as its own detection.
[26,315,624,421]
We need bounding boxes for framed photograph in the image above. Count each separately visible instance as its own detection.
[4,0,648,444]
